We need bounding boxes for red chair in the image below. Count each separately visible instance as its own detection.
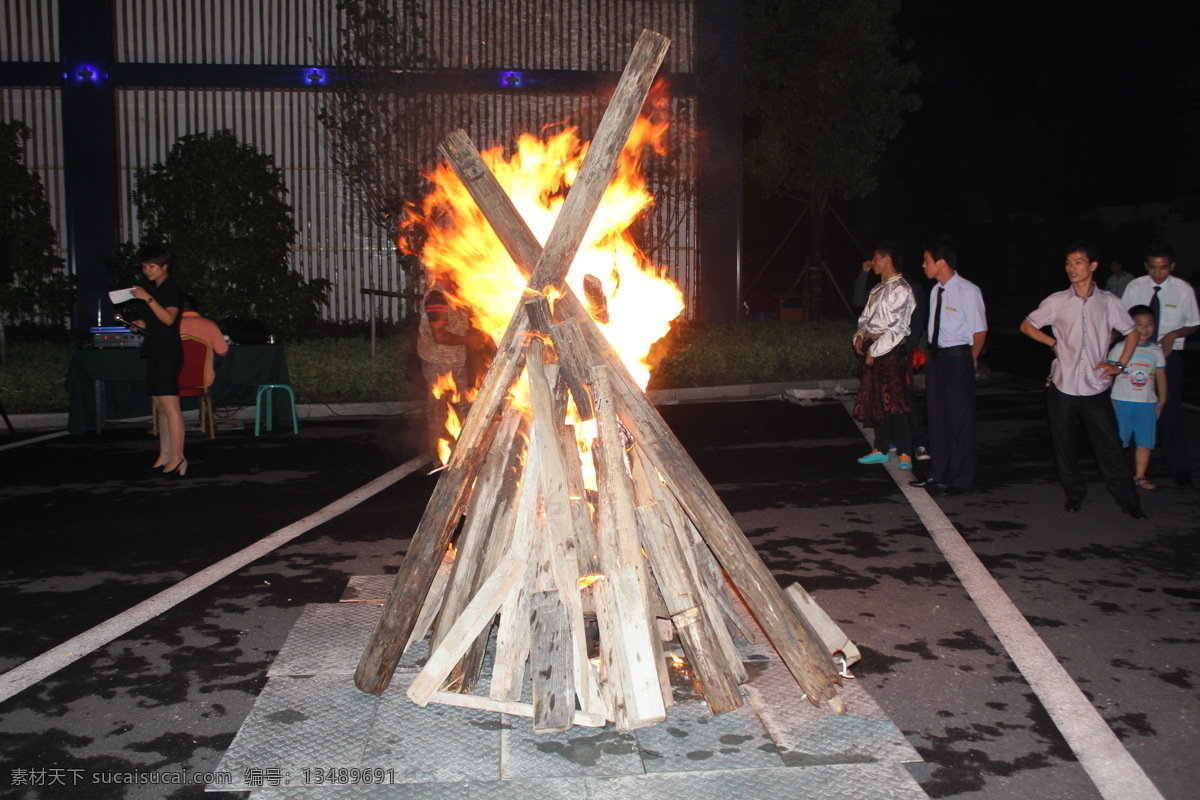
[153,334,216,439]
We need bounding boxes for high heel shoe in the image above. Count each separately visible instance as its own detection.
[151,458,167,470]
[163,458,188,477]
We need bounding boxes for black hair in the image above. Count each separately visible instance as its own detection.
[137,244,170,267]
[1065,240,1099,264]
[181,293,198,312]
[923,235,957,269]
[1146,243,1175,262]
[1127,304,1154,318]
[873,241,904,271]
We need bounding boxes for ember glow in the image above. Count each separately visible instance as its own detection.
[404,116,684,391]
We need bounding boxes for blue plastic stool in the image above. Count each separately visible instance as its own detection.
[254,384,299,435]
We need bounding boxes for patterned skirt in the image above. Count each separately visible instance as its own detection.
[852,346,911,427]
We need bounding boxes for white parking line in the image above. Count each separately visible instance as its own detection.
[847,410,1164,800]
[0,430,70,451]
[0,453,431,704]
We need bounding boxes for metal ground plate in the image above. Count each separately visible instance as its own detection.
[212,578,928,798]
[245,764,928,799]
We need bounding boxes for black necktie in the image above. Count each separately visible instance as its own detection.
[1150,286,1161,342]
[932,287,944,349]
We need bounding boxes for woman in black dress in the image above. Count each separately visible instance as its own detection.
[130,245,187,475]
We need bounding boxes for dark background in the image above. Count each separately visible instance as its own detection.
[743,1,1200,321]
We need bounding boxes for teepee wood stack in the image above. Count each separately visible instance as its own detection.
[355,29,845,732]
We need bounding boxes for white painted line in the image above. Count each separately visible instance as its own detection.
[845,408,1164,800]
[0,430,69,451]
[0,453,432,704]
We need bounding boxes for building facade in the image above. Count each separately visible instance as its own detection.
[1,0,741,328]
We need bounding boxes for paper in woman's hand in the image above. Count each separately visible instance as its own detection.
[108,288,136,304]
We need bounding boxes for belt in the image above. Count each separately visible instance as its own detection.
[930,344,971,357]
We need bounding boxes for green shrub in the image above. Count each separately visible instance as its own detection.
[2,321,860,415]
[647,319,858,389]
[0,342,72,412]
[284,337,422,404]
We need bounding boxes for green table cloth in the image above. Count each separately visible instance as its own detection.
[66,344,291,435]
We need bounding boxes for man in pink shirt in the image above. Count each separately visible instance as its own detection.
[1020,242,1145,518]
[179,294,229,387]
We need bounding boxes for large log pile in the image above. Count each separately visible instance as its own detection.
[355,29,845,732]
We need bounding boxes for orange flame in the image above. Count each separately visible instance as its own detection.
[432,372,464,464]
[404,116,683,390]
[406,110,684,465]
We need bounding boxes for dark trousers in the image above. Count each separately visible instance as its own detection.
[873,413,912,456]
[925,348,976,489]
[1158,351,1191,481]
[906,377,928,449]
[1046,385,1138,509]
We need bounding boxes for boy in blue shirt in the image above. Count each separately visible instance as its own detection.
[1109,305,1167,490]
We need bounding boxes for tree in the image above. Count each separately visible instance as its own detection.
[125,130,329,340]
[0,121,74,330]
[317,0,431,294]
[745,0,920,267]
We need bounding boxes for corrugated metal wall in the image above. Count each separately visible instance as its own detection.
[0,0,59,62]
[114,0,339,65]
[3,0,698,322]
[1,86,67,259]
[423,0,694,73]
[115,88,408,321]
[114,0,695,73]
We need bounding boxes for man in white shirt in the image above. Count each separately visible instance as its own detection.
[1122,244,1200,487]
[910,237,987,494]
[1021,242,1144,518]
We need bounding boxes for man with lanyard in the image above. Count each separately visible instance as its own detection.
[1020,242,1145,518]
[1122,244,1200,487]
[911,237,987,495]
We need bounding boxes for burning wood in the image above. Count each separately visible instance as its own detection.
[355,29,846,731]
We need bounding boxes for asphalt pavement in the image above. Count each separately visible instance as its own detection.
[1,361,1198,800]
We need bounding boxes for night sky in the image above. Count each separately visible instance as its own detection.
[741,1,1199,310]
[887,0,1196,220]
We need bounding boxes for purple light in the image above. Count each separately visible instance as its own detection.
[75,65,100,82]
[305,68,328,85]
[499,71,523,89]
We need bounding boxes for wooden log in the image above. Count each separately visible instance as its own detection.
[785,583,861,667]
[589,366,668,727]
[426,691,605,728]
[635,503,743,715]
[431,407,523,654]
[408,558,526,707]
[649,470,749,683]
[489,438,543,701]
[558,423,600,577]
[527,343,605,717]
[530,589,573,732]
[368,27,672,697]
[404,544,457,654]
[609,373,843,709]
[549,319,596,421]
[595,564,667,728]
[356,313,531,695]
[429,31,842,713]
[525,297,594,422]
[435,408,527,692]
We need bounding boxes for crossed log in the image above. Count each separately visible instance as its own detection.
[354,29,845,724]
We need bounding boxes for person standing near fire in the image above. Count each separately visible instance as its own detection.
[1121,244,1200,487]
[1019,242,1144,518]
[911,236,987,495]
[417,276,493,465]
[852,243,917,470]
[129,245,187,476]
